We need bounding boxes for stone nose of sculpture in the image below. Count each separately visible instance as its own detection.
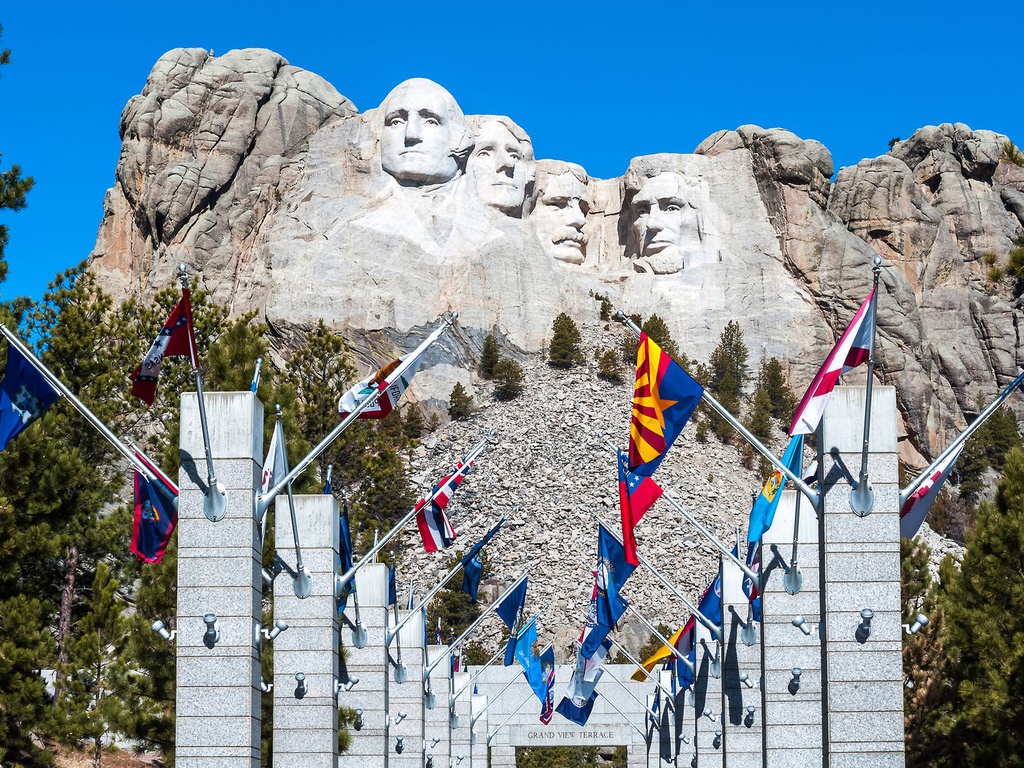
[404,116,423,145]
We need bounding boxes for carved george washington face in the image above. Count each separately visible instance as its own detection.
[467,120,530,215]
[379,79,466,185]
[531,171,590,264]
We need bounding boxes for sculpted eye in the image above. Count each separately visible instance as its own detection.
[424,117,440,126]
[386,116,405,127]
[635,204,650,216]
[665,204,682,212]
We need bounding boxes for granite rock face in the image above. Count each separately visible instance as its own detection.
[89,49,1024,466]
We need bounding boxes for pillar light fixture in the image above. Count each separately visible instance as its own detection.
[856,608,875,643]
[151,619,176,643]
[294,672,308,698]
[789,667,802,695]
[905,613,929,635]
[202,613,221,648]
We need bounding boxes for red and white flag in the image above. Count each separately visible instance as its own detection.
[338,353,423,420]
[900,445,963,539]
[415,458,474,552]
[789,288,876,435]
[130,290,199,405]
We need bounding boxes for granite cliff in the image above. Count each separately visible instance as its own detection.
[88,47,1024,470]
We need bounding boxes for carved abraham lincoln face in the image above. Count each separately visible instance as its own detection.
[630,171,699,274]
[379,78,467,185]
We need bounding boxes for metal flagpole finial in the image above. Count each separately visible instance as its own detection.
[176,263,189,288]
[275,403,283,421]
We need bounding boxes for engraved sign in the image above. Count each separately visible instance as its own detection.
[509,724,630,747]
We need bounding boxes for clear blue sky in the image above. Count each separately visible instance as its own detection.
[1,2,1020,302]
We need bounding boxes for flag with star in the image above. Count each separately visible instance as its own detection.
[129,452,179,564]
[129,289,198,405]
[0,343,60,451]
[628,333,703,477]
[617,449,662,565]
[595,524,637,632]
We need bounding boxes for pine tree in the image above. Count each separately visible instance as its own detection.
[493,358,525,400]
[448,382,473,420]
[742,389,774,474]
[641,314,684,365]
[596,348,623,382]
[402,404,425,442]
[707,321,749,440]
[479,332,500,379]
[548,313,584,369]
[756,357,796,419]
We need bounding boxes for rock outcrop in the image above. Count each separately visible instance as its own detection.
[88,49,1024,469]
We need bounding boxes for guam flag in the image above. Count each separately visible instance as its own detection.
[130,456,179,564]
[629,333,703,477]
[0,343,59,451]
[130,289,198,405]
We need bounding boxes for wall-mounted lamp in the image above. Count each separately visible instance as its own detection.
[353,709,363,731]
[738,673,755,689]
[425,755,434,768]
[264,619,288,641]
[713,730,722,749]
[789,667,802,695]
[294,672,308,699]
[393,711,408,726]
[792,615,812,636]
[455,756,466,765]
[394,661,408,684]
[260,677,273,693]
[744,705,756,728]
[428,737,441,748]
[856,608,874,643]
[450,711,461,729]
[904,613,929,635]
[203,613,221,648]
[690,754,697,768]
[343,676,359,692]
[151,619,176,643]
[702,707,716,722]
[395,736,405,754]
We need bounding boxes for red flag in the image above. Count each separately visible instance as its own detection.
[789,288,875,435]
[130,289,199,405]
[617,450,663,565]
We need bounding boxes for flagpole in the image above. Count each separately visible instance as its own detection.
[900,367,1024,507]
[0,324,176,503]
[121,435,180,495]
[613,311,819,508]
[257,314,458,520]
[574,640,652,725]
[589,509,722,635]
[423,568,531,679]
[621,602,695,674]
[272,406,310,598]
[661,491,759,584]
[850,256,884,516]
[600,632,673,700]
[472,667,527,729]
[451,645,505,709]
[335,436,489,595]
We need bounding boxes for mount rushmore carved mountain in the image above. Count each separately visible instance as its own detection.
[87,47,1024,467]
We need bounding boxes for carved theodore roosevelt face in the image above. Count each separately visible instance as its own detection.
[467,119,532,215]
[531,167,590,264]
[379,79,468,185]
[630,171,698,273]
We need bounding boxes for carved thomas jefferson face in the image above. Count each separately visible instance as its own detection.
[531,171,590,264]
[380,79,466,185]
[631,172,697,273]
[467,120,530,215]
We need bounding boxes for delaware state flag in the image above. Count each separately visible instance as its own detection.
[790,288,875,435]
[629,333,703,477]
[130,290,198,405]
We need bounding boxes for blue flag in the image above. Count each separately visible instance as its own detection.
[747,435,803,542]
[496,577,528,630]
[0,344,59,451]
[129,470,178,563]
[596,525,637,631]
[513,619,547,703]
[461,519,504,602]
[540,646,556,723]
[337,500,355,613]
[387,564,397,607]
[696,571,723,632]
[556,691,598,726]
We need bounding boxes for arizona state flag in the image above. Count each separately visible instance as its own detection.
[628,333,703,477]
[130,290,198,405]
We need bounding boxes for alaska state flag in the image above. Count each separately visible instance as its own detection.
[629,333,704,477]
[747,435,804,542]
[617,449,663,565]
[0,343,59,451]
[130,289,198,405]
[130,464,179,564]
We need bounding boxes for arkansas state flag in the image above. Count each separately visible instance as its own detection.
[629,333,703,477]
[130,290,198,405]
[790,288,876,435]
[617,449,663,565]
[338,352,423,420]
[900,444,964,539]
[130,457,179,564]
[415,457,473,552]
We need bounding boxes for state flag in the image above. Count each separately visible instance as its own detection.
[900,445,964,539]
[461,518,504,602]
[539,646,557,724]
[338,352,423,420]
[743,542,762,622]
[415,457,474,553]
[595,524,637,632]
[130,290,198,405]
[629,333,703,477]
[0,343,59,451]
[130,457,179,564]
[618,449,662,565]
[747,435,804,542]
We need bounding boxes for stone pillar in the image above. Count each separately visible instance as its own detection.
[819,386,905,767]
[389,609,426,768]
[721,559,764,768]
[339,563,389,768]
[693,576,724,768]
[176,392,263,768]
[424,645,452,768]
[272,494,340,768]
[469,692,488,768]
[450,670,473,766]
[760,490,822,768]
